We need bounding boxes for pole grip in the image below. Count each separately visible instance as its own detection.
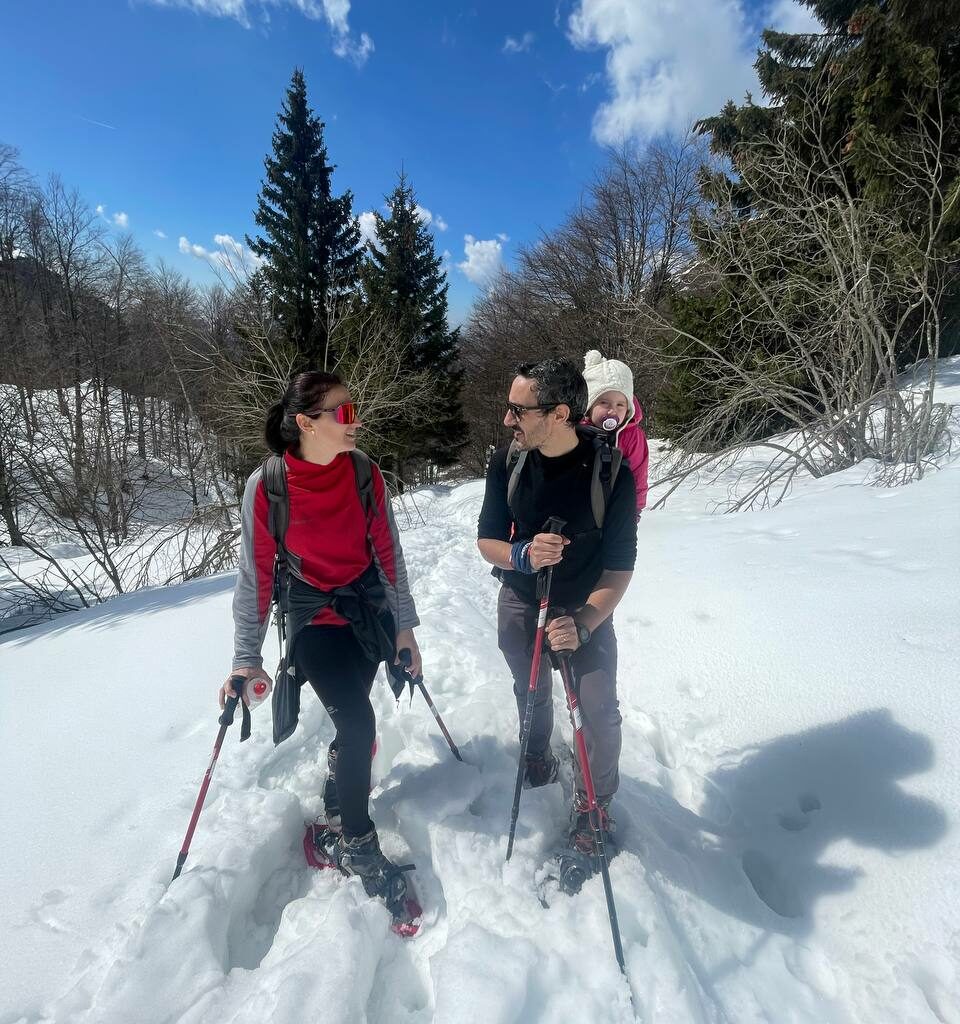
[219,677,243,727]
[536,518,566,599]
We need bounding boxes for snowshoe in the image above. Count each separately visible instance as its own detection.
[536,795,617,905]
[303,821,423,937]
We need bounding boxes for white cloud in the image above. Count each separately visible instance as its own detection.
[154,229,167,239]
[179,235,208,259]
[358,210,380,249]
[503,31,535,53]
[568,0,760,143]
[179,233,264,277]
[332,28,374,66]
[78,115,117,131]
[457,235,504,289]
[497,233,510,242]
[95,204,106,217]
[361,206,447,245]
[143,0,373,65]
[112,211,129,229]
[414,205,448,232]
[767,0,821,34]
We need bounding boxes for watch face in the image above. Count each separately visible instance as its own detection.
[577,624,590,644]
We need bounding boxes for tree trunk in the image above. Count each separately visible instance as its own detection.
[16,386,33,445]
[137,392,147,461]
[0,455,24,546]
[27,386,39,436]
[73,373,85,493]
[172,405,182,468]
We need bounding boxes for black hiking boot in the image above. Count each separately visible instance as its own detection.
[558,793,616,895]
[523,747,560,789]
[336,828,417,918]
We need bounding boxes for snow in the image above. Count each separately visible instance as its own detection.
[2,360,959,1023]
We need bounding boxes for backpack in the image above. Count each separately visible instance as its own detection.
[260,450,381,746]
[505,424,623,530]
[261,450,378,574]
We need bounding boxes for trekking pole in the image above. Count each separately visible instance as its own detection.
[556,651,627,975]
[171,676,244,882]
[391,650,464,762]
[505,515,566,862]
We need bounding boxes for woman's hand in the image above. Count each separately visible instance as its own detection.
[220,666,272,708]
[395,628,422,679]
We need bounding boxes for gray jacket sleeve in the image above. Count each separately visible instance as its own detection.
[370,477,420,632]
[232,467,273,670]
[388,497,419,631]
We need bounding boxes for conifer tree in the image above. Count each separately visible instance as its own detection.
[247,69,361,369]
[656,1,960,437]
[363,173,467,479]
[698,1,960,220]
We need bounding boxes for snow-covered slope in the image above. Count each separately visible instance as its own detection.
[2,365,959,1024]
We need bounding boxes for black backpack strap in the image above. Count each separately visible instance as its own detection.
[505,442,527,512]
[262,455,288,546]
[586,432,623,529]
[350,450,377,525]
[260,455,295,746]
[261,454,303,586]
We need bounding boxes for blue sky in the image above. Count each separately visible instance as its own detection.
[0,0,818,324]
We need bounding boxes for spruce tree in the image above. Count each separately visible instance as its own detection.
[698,1,960,223]
[363,172,467,479]
[247,69,361,370]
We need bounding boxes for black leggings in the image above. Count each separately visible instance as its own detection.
[294,624,380,838]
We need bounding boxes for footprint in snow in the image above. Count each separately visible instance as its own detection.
[741,849,804,918]
[637,710,676,769]
[778,793,821,833]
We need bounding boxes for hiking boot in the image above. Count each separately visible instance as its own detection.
[568,792,616,845]
[323,745,340,828]
[336,828,415,909]
[559,794,616,894]
[523,747,560,789]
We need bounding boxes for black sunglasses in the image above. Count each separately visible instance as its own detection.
[506,401,557,419]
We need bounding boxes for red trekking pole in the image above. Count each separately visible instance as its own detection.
[505,516,566,862]
[171,675,249,882]
[555,650,626,974]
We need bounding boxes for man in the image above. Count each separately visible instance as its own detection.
[477,358,637,867]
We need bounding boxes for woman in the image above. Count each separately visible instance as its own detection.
[223,371,422,912]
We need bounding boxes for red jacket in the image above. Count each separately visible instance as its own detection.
[232,450,418,669]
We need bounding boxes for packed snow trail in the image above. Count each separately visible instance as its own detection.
[2,363,960,1023]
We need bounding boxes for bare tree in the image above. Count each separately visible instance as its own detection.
[635,79,959,510]
[460,132,707,460]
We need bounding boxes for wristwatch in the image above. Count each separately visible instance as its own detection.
[575,622,591,646]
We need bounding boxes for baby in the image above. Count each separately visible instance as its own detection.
[582,350,649,521]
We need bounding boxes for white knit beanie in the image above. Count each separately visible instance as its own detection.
[582,350,635,421]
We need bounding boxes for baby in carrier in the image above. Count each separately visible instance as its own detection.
[581,350,649,521]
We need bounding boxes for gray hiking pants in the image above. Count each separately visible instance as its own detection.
[497,584,622,799]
